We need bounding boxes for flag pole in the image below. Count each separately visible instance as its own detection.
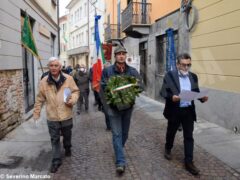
[38,57,44,74]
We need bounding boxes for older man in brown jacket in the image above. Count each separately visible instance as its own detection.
[33,57,79,173]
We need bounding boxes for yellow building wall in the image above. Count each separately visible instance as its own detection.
[150,0,180,22]
[105,0,180,25]
[105,0,118,25]
[191,0,240,93]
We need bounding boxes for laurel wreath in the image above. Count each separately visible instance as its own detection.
[105,75,142,108]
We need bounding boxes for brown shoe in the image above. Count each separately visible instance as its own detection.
[185,162,200,175]
[164,149,172,160]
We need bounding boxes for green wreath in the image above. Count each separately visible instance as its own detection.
[105,75,142,110]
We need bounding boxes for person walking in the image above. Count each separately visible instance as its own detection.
[73,65,90,114]
[33,57,79,173]
[101,46,142,174]
[160,53,208,176]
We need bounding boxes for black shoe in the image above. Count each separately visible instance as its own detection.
[164,149,172,160]
[106,127,111,131]
[77,111,80,115]
[65,149,71,157]
[50,164,61,173]
[116,165,125,174]
[185,162,200,176]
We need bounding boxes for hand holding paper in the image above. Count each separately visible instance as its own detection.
[64,88,71,103]
[179,89,209,101]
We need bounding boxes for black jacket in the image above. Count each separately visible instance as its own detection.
[160,70,201,121]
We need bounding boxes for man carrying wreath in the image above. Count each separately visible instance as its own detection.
[101,45,143,174]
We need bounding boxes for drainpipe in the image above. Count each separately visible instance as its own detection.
[57,0,60,56]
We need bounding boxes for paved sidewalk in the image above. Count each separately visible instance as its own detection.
[138,95,240,174]
[0,94,240,180]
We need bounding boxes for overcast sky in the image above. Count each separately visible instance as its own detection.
[59,0,71,17]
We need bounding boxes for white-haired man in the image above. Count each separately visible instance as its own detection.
[33,57,79,173]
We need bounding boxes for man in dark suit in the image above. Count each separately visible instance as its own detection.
[160,53,208,176]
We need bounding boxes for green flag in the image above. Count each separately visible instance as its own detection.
[21,15,40,60]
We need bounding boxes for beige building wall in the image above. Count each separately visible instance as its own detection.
[35,0,58,22]
[191,0,240,93]
[59,15,69,66]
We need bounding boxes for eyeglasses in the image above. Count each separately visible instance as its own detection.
[179,63,192,67]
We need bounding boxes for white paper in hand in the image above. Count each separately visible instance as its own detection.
[179,89,209,101]
[179,90,199,101]
[64,88,71,103]
[196,89,209,99]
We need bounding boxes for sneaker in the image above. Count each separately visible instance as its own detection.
[50,163,61,173]
[185,162,200,175]
[116,165,125,174]
[164,149,172,160]
[65,149,72,157]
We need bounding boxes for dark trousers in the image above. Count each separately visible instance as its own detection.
[47,119,73,165]
[93,90,102,109]
[165,107,194,163]
[77,89,89,111]
[104,109,111,129]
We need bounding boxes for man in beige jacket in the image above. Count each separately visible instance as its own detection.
[33,57,79,173]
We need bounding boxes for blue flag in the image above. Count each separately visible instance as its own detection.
[166,28,176,71]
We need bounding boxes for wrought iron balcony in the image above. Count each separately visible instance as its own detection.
[104,24,124,42]
[121,1,151,34]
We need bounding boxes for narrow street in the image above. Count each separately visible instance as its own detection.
[0,93,239,180]
[51,93,240,180]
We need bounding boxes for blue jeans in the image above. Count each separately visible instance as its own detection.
[109,108,133,166]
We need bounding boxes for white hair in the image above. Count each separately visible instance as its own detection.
[48,57,62,65]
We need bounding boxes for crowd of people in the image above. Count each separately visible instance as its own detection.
[33,45,208,176]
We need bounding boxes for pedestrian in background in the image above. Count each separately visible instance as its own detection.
[99,62,112,131]
[33,57,79,173]
[160,53,208,176]
[89,66,103,111]
[73,64,90,114]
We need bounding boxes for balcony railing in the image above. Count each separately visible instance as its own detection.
[122,1,152,31]
[104,24,124,42]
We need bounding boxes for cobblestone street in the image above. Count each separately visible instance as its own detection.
[52,95,240,180]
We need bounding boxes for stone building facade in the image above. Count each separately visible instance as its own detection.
[0,71,24,139]
[0,0,59,139]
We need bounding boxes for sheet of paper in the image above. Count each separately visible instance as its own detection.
[196,89,209,99]
[64,88,71,103]
[179,90,199,101]
[179,89,209,101]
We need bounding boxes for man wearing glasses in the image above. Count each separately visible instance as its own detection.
[160,53,208,176]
